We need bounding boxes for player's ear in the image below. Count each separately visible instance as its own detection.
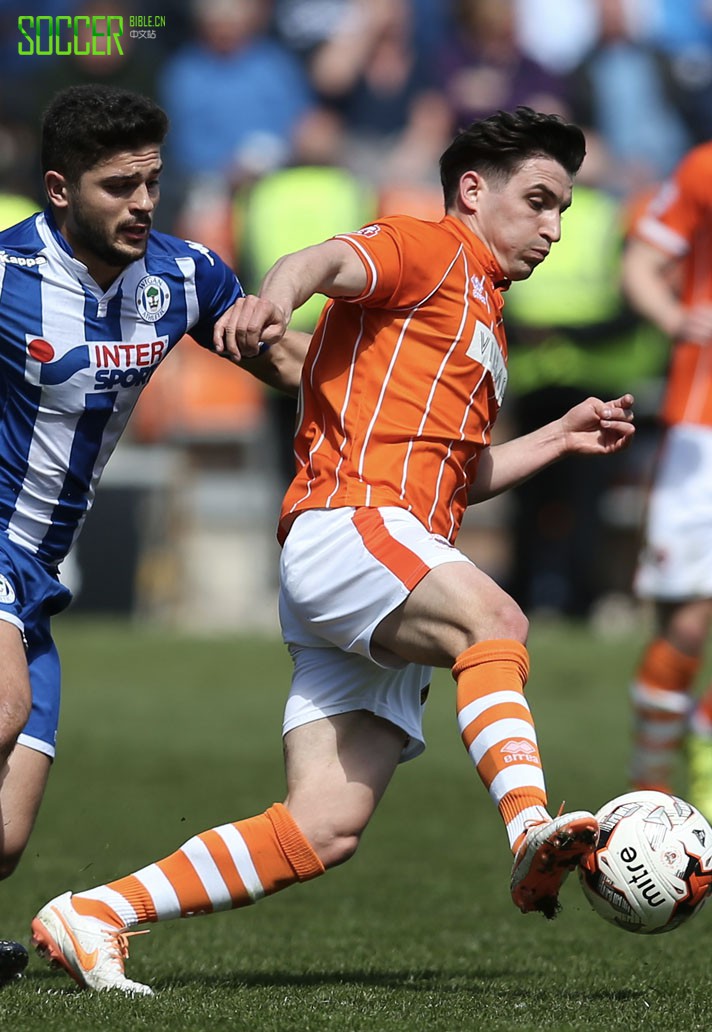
[44,170,71,209]
[459,170,482,214]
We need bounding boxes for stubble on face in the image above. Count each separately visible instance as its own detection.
[67,184,151,270]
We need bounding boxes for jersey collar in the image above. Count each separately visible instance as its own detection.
[441,215,510,291]
[41,207,131,303]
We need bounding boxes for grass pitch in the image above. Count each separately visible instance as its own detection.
[3,617,712,1031]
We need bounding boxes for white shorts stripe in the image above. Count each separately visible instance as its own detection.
[457,690,528,735]
[215,823,265,901]
[16,732,54,758]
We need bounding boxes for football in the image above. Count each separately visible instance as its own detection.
[579,790,712,934]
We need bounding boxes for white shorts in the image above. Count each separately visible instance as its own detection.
[279,506,474,761]
[635,424,712,600]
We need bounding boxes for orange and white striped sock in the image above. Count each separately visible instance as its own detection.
[69,803,324,929]
[630,638,699,791]
[453,639,548,853]
[691,683,712,736]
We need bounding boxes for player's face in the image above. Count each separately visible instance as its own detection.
[471,157,573,282]
[64,146,162,276]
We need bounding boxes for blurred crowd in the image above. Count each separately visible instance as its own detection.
[2,0,711,621]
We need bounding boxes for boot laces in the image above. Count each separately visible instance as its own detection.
[103,928,149,972]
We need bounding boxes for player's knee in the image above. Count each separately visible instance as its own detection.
[664,602,712,656]
[297,814,365,869]
[466,594,528,647]
[488,597,529,643]
[0,843,24,880]
[0,699,29,759]
[316,830,362,869]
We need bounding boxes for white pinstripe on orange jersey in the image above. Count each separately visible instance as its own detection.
[279,214,509,543]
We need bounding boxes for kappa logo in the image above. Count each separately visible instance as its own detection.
[0,250,47,267]
[186,239,215,266]
[136,275,170,322]
[0,574,16,605]
[355,225,381,238]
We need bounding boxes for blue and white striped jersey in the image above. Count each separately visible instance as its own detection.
[0,209,242,568]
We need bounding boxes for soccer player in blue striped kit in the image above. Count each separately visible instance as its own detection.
[0,83,304,977]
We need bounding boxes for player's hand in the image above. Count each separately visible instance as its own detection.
[560,394,635,455]
[676,304,712,345]
[213,296,288,361]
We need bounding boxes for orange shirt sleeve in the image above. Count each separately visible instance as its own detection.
[636,145,712,256]
[336,216,447,310]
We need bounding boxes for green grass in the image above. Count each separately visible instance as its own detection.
[3,617,711,1031]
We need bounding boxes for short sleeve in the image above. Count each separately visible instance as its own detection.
[335,216,446,310]
[637,147,712,256]
[186,241,243,349]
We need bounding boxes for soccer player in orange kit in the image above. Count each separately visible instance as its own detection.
[623,141,712,815]
[32,108,635,995]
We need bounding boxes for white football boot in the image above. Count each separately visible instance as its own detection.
[31,891,153,996]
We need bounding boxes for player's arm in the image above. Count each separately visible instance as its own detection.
[622,237,712,343]
[214,239,369,358]
[236,328,310,397]
[468,394,635,504]
[621,237,684,337]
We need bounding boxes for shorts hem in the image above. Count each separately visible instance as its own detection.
[0,611,24,632]
[17,733,55,759]
[361,553,474,667]
[282,702,425,763]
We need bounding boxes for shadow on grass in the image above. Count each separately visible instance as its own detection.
[22,967,649,1006]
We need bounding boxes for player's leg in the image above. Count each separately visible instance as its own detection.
[0,620,43,981]
[373,559,598,918]
[284,709,407,867]
[31,708,404,994]
[0,743,48,982]
[672,598,709,813]
[0,621,32,766]
[0,744,51,878]
[630,424,712,804]
[629,600,710,794]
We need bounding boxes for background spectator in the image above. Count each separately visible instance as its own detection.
[567,0,692,195]
[435,0,571,131]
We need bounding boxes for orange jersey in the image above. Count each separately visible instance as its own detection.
[633,142,712,426]
[279,214,509,544]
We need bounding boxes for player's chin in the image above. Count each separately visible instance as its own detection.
[509,257,543,281]
[115,237,148,262]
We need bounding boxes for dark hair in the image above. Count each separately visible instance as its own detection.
[41,84,169,184]
[439,107,586,208]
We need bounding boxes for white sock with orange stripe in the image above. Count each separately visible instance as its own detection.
[453,639,549,854]
[68,804,324,928]
[630,638,698,791]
